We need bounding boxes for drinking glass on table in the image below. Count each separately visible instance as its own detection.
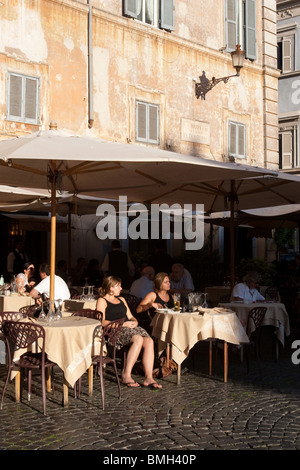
[174,293,181,311]
[47,300,55,325]
[39,301,47,321]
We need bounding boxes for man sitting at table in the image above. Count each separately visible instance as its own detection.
[29,262,70,305]
[231,271,265,302]
[169,263,194,295]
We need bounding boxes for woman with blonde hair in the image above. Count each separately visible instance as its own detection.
[96,276,162,389]
[137,272,174,314]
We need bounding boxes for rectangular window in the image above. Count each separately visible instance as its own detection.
[7,72,39,124]
[228,121,246,159]
[277,34,295,74]
[279,123,299,169]
[136,101,159,144]
[123,0,175,31]
[225,0,256,60]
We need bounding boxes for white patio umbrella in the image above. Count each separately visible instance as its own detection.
[0,127,281,298]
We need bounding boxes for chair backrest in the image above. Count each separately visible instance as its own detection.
[219,294,231,303]
[2,320,45,352]
[19,305,39,317]
[121,293,141,315]
[246,306,267,334]
[72,309,102,321]
[93,317,125,353]
[264,286,280,302]
[0,311,26,329]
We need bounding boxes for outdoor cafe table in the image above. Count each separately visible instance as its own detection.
[218,301,290,352]
[0,293,34,312]
[204,286,231,306]
[11,315,100,407]
[62,298,97,314]
[150,308,249,384]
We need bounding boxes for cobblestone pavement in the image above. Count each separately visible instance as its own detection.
[0,327,300,452]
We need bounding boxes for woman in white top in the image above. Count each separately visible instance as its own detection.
[16,262,36,294]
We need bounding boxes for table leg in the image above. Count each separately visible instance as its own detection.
[209,340,213,376]
[166,343,170,368]
[177,363,181,385]
[15,371,21,403]
[46,369,52,392]
[63,379,69,407]
[224,341,228,383]
[88,365,93,396]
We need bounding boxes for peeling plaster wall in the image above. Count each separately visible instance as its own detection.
[0,0,279,169]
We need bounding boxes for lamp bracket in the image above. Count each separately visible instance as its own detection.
[195,71,239,100]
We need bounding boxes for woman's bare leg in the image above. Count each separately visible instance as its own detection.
[122,335,143,387]
[142,337,162,388]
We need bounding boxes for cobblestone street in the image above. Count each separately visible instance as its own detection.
[0,327,300,454]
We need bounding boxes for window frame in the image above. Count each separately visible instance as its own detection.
[6,72,40,124]
[228,120,246,159]
[277,25,296,74]
[225,0,256,60]
[123,0,175,31]
[135,100,160,145]
[279,121,299,169]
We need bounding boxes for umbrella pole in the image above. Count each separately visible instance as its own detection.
[230,180,235,291]
[50,164,57,301]
[68,210,72,279]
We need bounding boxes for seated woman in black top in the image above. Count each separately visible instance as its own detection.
[96,276,162,389]
[137,272,174,314]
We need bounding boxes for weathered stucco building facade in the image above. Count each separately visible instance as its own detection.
[0,0,280,273]
[0,0,279,169]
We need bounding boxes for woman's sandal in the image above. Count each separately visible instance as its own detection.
[122,381,140,388]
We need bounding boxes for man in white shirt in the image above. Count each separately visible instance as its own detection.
[129,266,155,299]
[231,271,265,302]
[169,263,194,294]
[30,263,70,304]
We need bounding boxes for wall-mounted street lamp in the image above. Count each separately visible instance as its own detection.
[194,45,245,100]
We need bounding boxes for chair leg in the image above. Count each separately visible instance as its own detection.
[99,363,105,410]
[0,365,12,410]
[28,369,32,401]
[113,351,121,399]
[41,367,47,415]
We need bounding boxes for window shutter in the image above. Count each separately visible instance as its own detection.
[25,77,38,122]
[229,122,245,158]
[148,104,159,143]
[226,0,237,52]
[244,0,256,60]
[160,0,175,32]
[282,132,292,169]
[237,124,245,157]
[229,122,237,156]
[8,74,22,120]
[123,0,138,19]
[136,102,147,142]
[282,38,292,73]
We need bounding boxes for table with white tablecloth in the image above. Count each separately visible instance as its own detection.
[150,308,249,383]
[11,316,101,406]
[0,294,35,364]
[0,293,34,312]
[62,298,97,314]
[218,302,290,346]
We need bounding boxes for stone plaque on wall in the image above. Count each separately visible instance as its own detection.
[181,118,210,145]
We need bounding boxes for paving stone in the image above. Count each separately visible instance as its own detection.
[1,332,300,451]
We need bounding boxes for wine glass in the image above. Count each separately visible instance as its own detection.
[39,301,47,321]
[55,299,63,320]
[202,293,208,308]
[47,300,55,325]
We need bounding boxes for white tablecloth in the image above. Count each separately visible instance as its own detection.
[218,302,290,346]
[151,308,249,366]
